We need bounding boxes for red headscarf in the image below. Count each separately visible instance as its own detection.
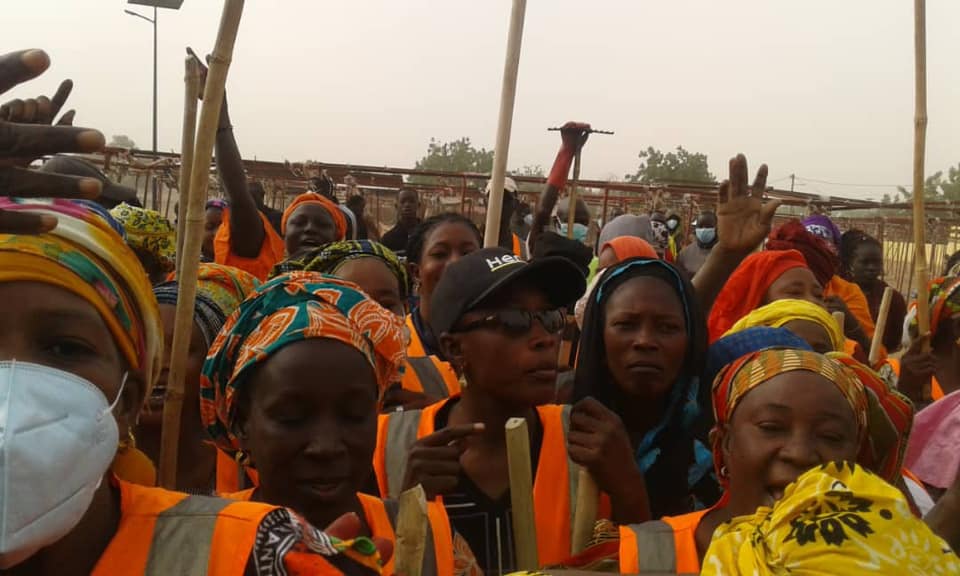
[601,236,658,261]
[766,219,839,287]
[281,193,347,239]
[707,249,809,342]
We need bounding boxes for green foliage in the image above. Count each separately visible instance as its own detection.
[409,137,494,185]
[625,146,716,185]
[896,163,960,202]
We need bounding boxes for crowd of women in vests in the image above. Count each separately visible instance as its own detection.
[2,47,960,575]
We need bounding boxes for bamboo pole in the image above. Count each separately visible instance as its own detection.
[394,485,428,576]
[177,56,201,272]
[868,287,894,365]
[159,0,245,489]
[483,0,527,248]
[505,417,539,570]
[571,466,599,554]
[912,0,931,353]
[566,150,582,239]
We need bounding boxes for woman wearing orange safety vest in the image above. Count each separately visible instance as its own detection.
[619,349,883,573]
[0,189,376,574]
[375,248,655,573]
[401,214,482,406]
[202,271,475,576]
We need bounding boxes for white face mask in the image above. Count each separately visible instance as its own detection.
[0,361,125,569]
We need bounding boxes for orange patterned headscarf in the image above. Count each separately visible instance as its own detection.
[711,349,868,482]
[281,192,347,239]
[200,271,405,455]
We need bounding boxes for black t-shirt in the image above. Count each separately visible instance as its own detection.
[433,399,544,574]
[380,221,418,255]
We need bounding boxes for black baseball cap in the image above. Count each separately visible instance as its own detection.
[41,155,141,209]
[429,247,586,338]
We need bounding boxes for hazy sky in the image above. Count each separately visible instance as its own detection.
[7,1,959,200]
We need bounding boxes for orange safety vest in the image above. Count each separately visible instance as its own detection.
[885,358,945,400]
[221,488,455,576]
[215,449,260,494]
[618,504,718,575]
[214,210,286,281]
[373,397,610,567]
[512,233,525,259]
[403,314,461,398]
[92,479,341,575]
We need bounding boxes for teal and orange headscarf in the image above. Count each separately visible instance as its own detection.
[0,198,163,394]
[200,271,406,455]
[711,349,868,482]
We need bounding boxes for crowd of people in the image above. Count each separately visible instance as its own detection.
[2,47,960,576]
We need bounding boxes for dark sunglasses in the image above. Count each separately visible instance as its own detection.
[454,309,567,337]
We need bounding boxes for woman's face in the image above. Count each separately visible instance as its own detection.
[721,370,860,516]
[140,304,208,428]
[203,207,223,259]
[284,204,338,254]
[0,282,138,439]
[764,267,824,306]
[335,258,404,316]
[850,243,884,286]
[413,222,480,302]
[782,319,834,354]
[443,284,561,409]
[240,339,378,525]
[602,276,688,402]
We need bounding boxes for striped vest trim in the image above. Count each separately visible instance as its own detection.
[144,495,234,575]
[624,520,678,572]
[407,356,451,398]
[385,408,425,498]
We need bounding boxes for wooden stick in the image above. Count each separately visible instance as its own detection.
[868,287,894,365]
[571,466,599,554]
[394,484,428,576]
[566,149,582,239]
[483,0,528,248]
[176,56,201,273]
[912,0,931,354]
[506,417,539,570]
[159,0,245,490]
[833,310,845,334]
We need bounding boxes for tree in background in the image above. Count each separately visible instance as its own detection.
[625,145,716,185]
[409,137,494,185]
[897,162,960,203]
[108,134,137,149]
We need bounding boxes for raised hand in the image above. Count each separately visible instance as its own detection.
[716,154,780,254]
[0,49,104,233]
[559,121,591,153]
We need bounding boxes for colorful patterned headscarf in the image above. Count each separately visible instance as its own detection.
[707,250,809,342]
[802,214,843,252]
[272,240,408,297]
[109,202,176,273]
[281,192,347,239]
[0,198,163,395]
[725,298,845,352]
[908,276,960,341]
[703,328,812,403]
[711,349,868,482]
[701,462,959,575]
[153,263,260,347]
[200,271,406,455]
[829,353,913,483]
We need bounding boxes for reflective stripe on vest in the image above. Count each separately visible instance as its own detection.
[145,495,234,575]
[385,409,426,498]
[407,356,451,398]
[624,520,678,573]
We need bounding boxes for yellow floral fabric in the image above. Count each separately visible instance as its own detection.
[702,461,959,575]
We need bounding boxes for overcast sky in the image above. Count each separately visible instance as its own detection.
[6,1,959,200]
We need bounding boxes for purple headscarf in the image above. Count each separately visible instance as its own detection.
[802,214,842,253]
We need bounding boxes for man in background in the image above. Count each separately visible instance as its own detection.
[381,188,420,255]
[677,210,717,277]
